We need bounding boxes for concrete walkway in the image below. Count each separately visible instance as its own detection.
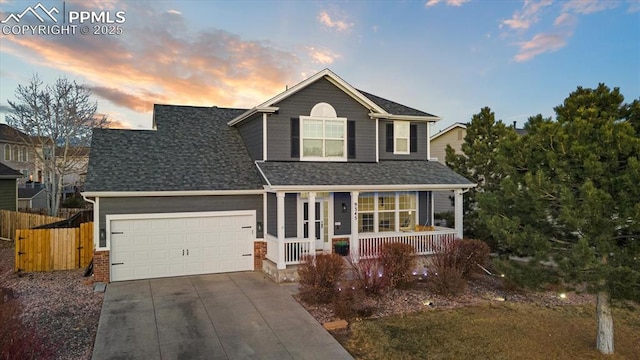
[92,272,353,360]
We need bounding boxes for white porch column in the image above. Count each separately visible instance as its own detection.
[308,191,316,252]
[276,192,286,269]
[350,191,359,261]
[454,189,463,239]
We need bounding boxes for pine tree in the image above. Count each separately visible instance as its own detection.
[445,106,517,243]
[480,84,640,354]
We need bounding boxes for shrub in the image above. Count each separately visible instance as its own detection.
[427,241,467,296]
[348,256,389,295]
[298,253,345,304]
[380,242,416,288]
[455,238,491,279]
[0,288,53,360]
[332,285,377,320]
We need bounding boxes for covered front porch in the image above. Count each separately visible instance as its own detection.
[262,189,466,270]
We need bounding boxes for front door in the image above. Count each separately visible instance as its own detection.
[303,200,324,250]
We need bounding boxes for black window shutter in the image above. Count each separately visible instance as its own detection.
[386,123,393,152]
[291,118,299,158]
[347,121,356,159]
[410,124,417,153]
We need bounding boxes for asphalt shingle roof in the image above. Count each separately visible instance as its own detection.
[85,105,264,192]
[0,124,30,144]
[257,161,473,187]
[0,162,23,178]
[18,187,45,199]
[358,90,437,118]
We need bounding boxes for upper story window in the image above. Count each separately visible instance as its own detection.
[21,146,28,162]
[300,103,347,161]
[394,121,410,154]
[12,146,19,162]
[386,121,418,154]
[3,144,9,161]
[43,146,52,160]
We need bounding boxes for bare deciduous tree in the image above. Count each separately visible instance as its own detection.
[7,75,108,216]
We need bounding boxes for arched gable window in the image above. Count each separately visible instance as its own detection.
[3,144,9,161]
[299,102,347,161]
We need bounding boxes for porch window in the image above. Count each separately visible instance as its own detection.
[358,193,375,233]
[358,192,418,233]
[399,192,417,230]
[378,193,396,231]
[300,103,347,161]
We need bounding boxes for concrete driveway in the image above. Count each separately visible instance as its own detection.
[92,272,353,360]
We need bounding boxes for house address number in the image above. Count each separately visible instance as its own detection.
[353,202,358,220]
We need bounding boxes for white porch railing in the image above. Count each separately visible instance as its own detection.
[265,234,314,269]
[265,228,458,269]
[358,227,458,259]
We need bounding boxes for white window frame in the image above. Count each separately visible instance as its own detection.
[394,121,410,154]
[3,144,9,161]
[300,102,347,162]
[358,192,418,233]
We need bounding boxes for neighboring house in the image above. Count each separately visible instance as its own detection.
[0,124,36,186]
[0,162,23,211]
[430,121,527,214]
[57,146,90,199]
[18,183,48,209]
[430,122,467,214]
[84,69,475,283]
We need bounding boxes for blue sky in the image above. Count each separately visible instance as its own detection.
[1,0,638,131]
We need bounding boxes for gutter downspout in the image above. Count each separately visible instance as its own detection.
[81,194,99,251]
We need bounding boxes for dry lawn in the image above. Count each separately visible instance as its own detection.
[340,302,640,360]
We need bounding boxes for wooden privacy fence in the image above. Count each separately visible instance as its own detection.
[0,210,65,241]
[15,222,93,272]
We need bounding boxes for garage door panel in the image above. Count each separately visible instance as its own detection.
[110,213,255,281]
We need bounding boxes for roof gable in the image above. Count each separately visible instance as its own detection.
[228,69,440,126]
[431,122,467,141]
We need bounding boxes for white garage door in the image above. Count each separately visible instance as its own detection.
[109,211,255,282]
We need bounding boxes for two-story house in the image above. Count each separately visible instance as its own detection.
[0,124,36,186]
[84,69,475,283]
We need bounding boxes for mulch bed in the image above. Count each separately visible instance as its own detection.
[0,241,104,360]
[296,272,595,326]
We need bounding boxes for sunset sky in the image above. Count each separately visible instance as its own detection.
[1,0,638,131]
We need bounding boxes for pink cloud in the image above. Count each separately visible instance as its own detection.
[500,0,553,30]
[425,0,470,7]
[318,10,353,32]
[306,46,341,65]
[554,13,577,27]
[514,33,567,62]
[1,5,302,114]
[563,0,619,14]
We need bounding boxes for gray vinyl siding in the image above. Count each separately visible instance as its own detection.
[333,192,351,235]
[285,193,297,238]
[30,191,48,209]
[266,77,376,162]
[99,195,264,245]
[266,193,297,237]
[378,120,429,160]
[267,193,276,236]
[0,179,17,210]
[237,114,263,161]
[418,191,432,226]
